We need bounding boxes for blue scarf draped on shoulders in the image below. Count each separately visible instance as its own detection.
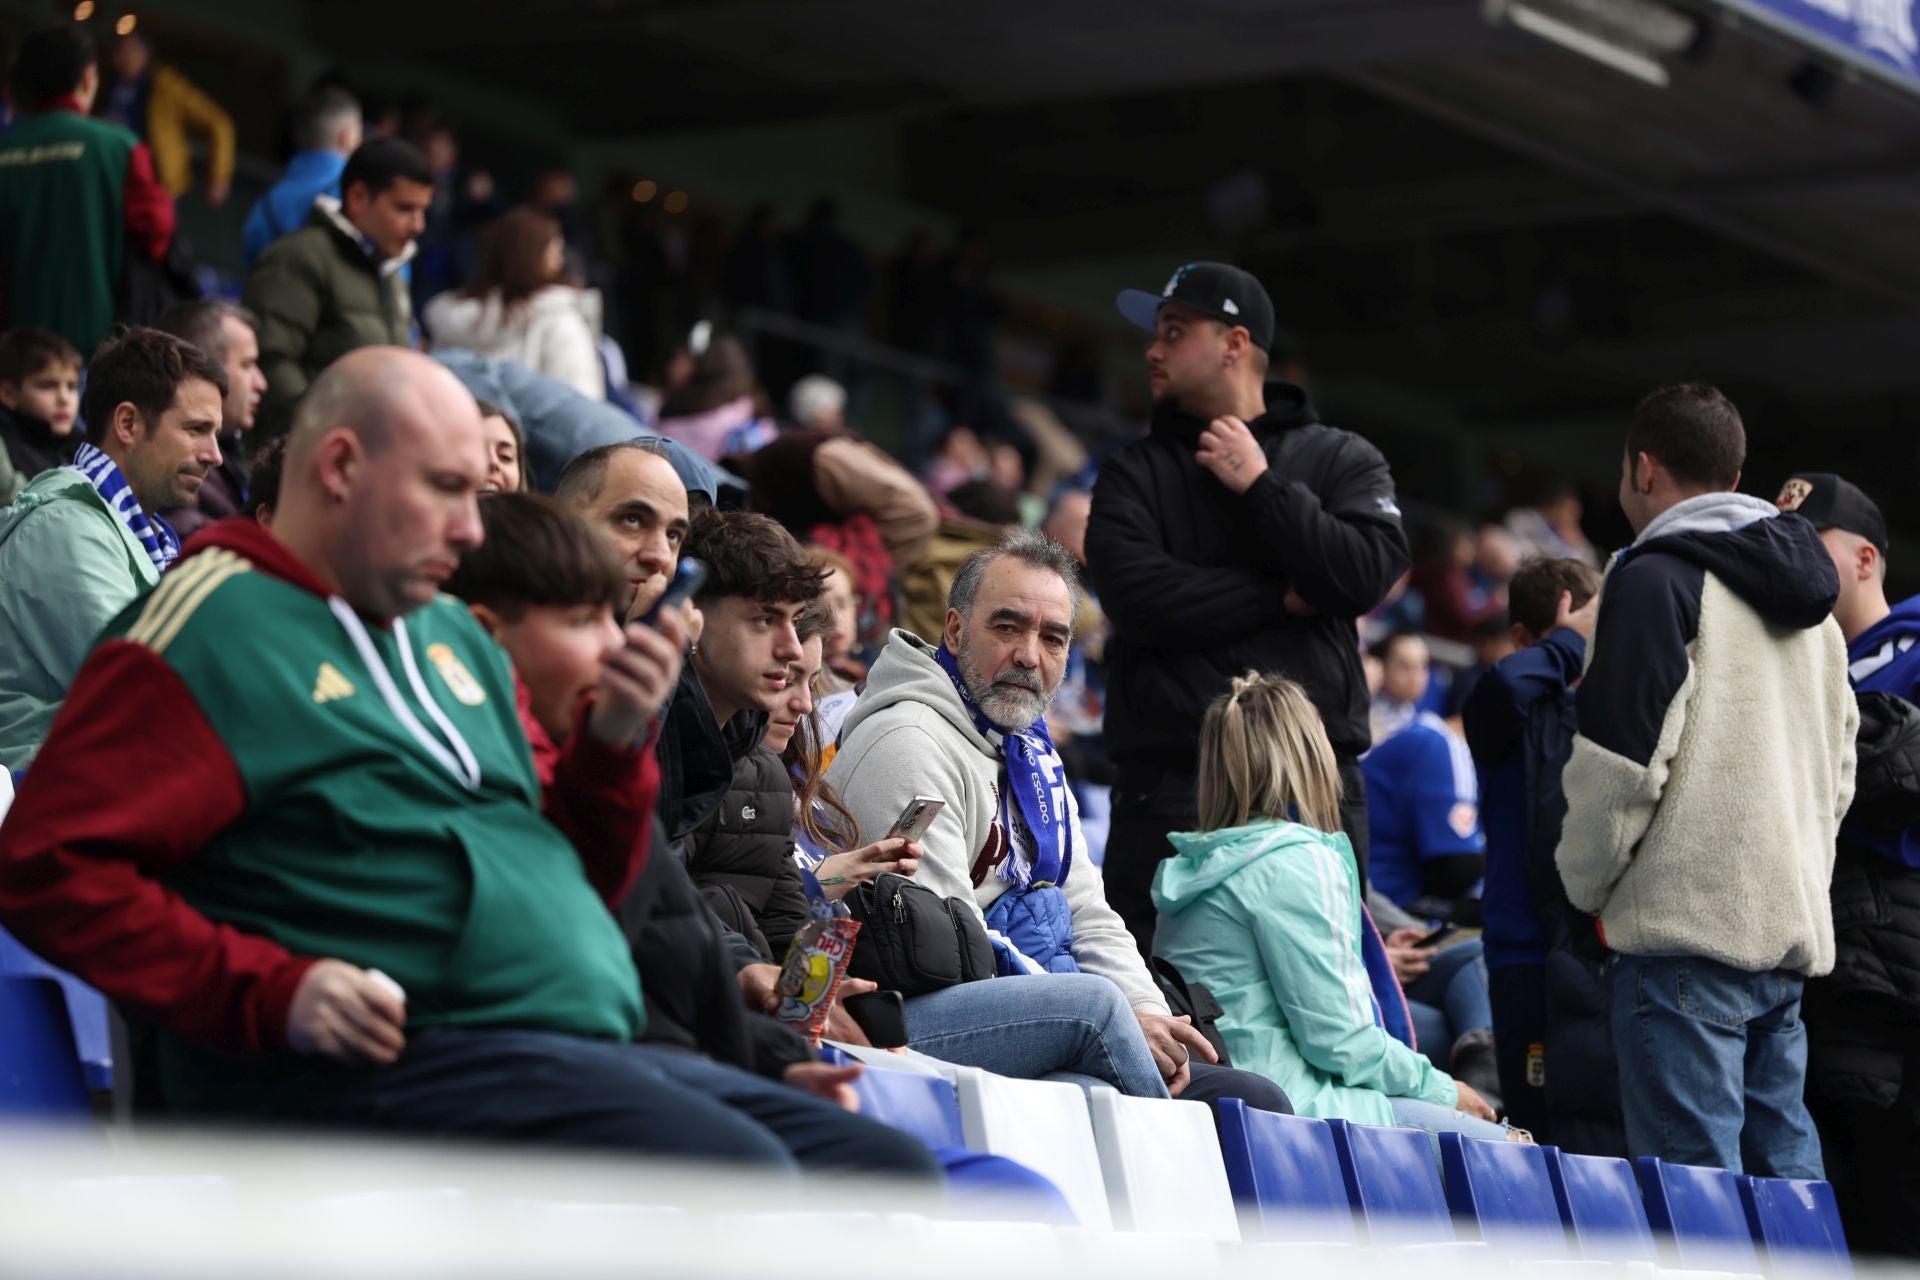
[933,644,1073,890]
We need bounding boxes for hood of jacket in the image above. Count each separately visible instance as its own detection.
[1147,379,1318,450]
[840,629,998,764]
[1850,595,1920,663]
[1622,495,1837,631]
[310,194,418,277]
[1155,819,1342,914]
[424,285,602,348]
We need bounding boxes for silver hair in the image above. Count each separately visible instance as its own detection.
[949,527,1081,638]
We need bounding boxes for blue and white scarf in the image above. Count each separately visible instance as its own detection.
[934,645,1073,889]
[68,442,180,573]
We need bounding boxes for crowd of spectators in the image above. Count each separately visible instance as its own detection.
[0,17,1913,1258]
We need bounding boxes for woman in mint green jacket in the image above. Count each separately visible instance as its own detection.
[1153,671,1513,1139]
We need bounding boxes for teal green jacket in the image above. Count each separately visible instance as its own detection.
[0,466,160,768]
[1152,819,1457,1124]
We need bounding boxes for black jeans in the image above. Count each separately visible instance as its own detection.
[291,1027,942,1181]
[1183,1061,1294,1115]
[1106,760,1370,959]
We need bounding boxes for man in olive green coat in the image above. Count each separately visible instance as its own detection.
[0,328,225,769]
[244,137,431,438]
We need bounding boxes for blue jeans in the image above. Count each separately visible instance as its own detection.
[1407,937,1492,1062]
[1389,1096,1511,1142]
[1611,954,1823,1178]
[905,973,1170,1098]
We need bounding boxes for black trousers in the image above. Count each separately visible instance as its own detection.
[1489,961,1551,1142]
[291,1027,943,1181]
[1106,759,1370,959]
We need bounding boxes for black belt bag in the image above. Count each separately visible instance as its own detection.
[845,873,995,997]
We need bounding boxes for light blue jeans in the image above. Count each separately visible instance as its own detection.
[1611,953,1823,1178]
[1407,937,1493,1064]
[904,974,1171,1099]
[1389,1096,1511,1142]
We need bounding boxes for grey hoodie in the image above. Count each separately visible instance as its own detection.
[825,630,1169,1014]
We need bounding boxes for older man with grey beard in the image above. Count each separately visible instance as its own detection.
[827,528,1294,1111]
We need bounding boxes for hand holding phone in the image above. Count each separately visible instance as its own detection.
[887,796,945,842]
[638,557,708,629]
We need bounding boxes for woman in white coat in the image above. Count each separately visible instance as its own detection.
[425,206,606,400]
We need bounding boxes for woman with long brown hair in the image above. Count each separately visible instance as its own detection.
[424,205,606,399]
[763,604,916,896]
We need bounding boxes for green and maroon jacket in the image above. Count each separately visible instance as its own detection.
[0,519,655,1113]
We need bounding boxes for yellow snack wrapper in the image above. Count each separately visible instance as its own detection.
[775,913,861,1046]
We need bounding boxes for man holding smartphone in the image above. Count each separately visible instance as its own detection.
[830,530,1293,1111]
[1087,262,1409,956]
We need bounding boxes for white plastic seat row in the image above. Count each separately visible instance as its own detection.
[853,1049,1239,1240]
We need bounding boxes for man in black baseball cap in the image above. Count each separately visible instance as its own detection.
[1775,473,1920,1251]
[1085,260,1411,955]
[1776,471,1891,645]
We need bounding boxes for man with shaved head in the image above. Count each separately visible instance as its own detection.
[0,347,941,1178]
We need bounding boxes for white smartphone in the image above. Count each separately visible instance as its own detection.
[887,795,946,842]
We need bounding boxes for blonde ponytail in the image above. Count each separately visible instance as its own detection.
[1195,671,1344,834]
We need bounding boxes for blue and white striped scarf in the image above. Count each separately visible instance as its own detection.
[67,442,180,573]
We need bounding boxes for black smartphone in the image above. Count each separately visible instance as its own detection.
[638,557,708,629]
[842,990,908,1049]
[1415,924,1458,949]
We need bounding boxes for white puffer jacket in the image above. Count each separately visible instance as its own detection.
[424,285,605,401]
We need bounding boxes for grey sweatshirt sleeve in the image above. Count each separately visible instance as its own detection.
[827,717,993,915]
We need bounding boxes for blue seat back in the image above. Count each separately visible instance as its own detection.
[0,975,92,1116]
[1213,1098,1357,1242]
[1739,1176,1850,1273]
[1326,1118,1454,1245]
[1438,1133,1568,1253]
[0,925,111,1091]
[1542,1148,1657,1262]
[823,1051,964,1149]
[1637,1157,1758,1270]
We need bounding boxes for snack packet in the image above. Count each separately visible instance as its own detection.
[775,894,861,1045]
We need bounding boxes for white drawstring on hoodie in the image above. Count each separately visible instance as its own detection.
[329,598,481,791]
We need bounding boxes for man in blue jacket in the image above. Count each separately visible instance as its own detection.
[1778,472,1920,1253]
[243,86,360,270]
[1462,556,1628,1153]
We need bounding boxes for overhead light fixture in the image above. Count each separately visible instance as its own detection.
[1485,0,1700,87]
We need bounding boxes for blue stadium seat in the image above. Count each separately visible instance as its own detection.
[1636,1156,1759,1271]
[1542,1148,1657,1262]
[1739,1176,1850,1273]
[0,974,92,1116]
[0,924,111,1091]
[1438,1133,1569,1254]
[832,1051,966,1150]
[1325,1118,1455,1245]
[1213,1098,1357,1242]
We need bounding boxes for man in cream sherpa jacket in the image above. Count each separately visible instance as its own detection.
[1556,383,1854,1181]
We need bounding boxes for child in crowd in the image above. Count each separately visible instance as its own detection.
[475,399,527,495]
[1152,671,1519,1140]
[1462,556,1622,1155]
[0,327,82,502]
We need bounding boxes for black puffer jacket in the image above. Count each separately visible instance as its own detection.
[1808,691,1920,1109]
[617,815,814,1080]
[686,716,813,963]
[1084,382,1408,764]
